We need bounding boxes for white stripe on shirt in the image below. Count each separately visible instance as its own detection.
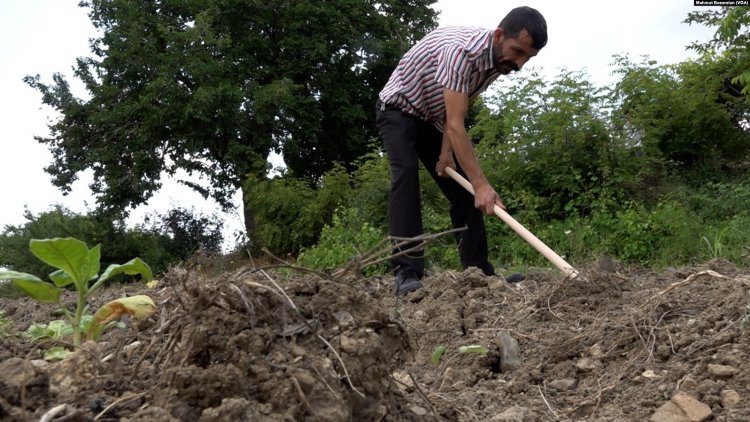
[379,26,499,132]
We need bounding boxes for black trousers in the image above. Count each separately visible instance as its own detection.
[375,102,494,277]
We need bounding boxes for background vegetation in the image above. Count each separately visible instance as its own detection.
[3,4,749,280]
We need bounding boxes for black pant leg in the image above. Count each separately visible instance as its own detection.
[376,106,426,277]
[376,104,494,277]
[416,134,495,276]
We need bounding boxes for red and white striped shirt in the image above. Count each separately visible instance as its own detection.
[379,26,500,132]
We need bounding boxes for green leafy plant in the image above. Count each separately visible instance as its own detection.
[297,208,387,275]
[702,226,729,260]
[0,310,13,338]
[0,237,153,347]
[430,343,488,367]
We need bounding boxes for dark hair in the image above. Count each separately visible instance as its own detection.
[498,6,547,50]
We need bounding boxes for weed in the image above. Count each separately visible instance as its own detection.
[702,227,729,260]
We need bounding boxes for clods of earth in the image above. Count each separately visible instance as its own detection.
[1,257,750,421]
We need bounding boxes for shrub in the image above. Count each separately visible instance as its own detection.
[297,207,387,275]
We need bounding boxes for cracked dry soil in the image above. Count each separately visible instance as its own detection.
[1,258,750,421]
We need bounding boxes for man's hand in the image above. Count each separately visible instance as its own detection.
[474,183,506,215]
[436,152,456,177]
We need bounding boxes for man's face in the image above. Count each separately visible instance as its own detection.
[492,28,540,75]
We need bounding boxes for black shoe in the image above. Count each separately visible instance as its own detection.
[394,270,423,296]
[504,272,525,283]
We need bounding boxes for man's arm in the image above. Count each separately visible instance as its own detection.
[443,88,505,215]
[436,121,456,177]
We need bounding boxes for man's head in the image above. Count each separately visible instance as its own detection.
[492,6,547,75]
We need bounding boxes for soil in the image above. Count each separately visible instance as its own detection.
[2,257,750,421]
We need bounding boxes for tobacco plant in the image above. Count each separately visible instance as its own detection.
[0,237,154,347]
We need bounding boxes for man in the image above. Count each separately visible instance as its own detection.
[376,6,547,296]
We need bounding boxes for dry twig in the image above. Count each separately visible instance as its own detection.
[333,227,467,278]
[94,392,146,420]
[652,270,729,300]
[538,386,559,419]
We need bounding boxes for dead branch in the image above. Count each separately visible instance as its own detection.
[94,392,146,421]
[405,366,440,419]
[653,270,730,300]
[333,227,467,278]
[538,386,559,419]
[291,375,322,422]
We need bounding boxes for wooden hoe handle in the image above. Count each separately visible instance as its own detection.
[445,167,579,279]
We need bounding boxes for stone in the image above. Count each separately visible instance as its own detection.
[671,393,712,422]
[409,406,428,416]
[333,311,355,329]
[678,375,698,393]
[576,357,602,372]
[720,389,741,408]
[497,331,521,372]
[339,335,365,354]
[650,393,713,422]
[491,405,532,422]
[391,370,413,391]
[707,364,738,378]
[547,378,578,391]
[650,401,690,422]
[589,343,604,358]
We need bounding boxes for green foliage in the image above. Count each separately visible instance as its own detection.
[476,70,627,221]
[0,206,116,278]
[0,281,23,299]
[23,319,123,360]
[686,7,750,96]
[431,344,488,367]
[297,208,387,275]
[25,0,438,236]
[0,311,13,338]
[431,345,447,366]
[246,163,352,254]
[742,300,750,329]
[0,237,152,347]
[140,207,225,262]
[0,206,223,278]
[611,55,750,173]
[25,320,74,342]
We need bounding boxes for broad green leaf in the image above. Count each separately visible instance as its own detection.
[82,244,102,283]
[47,320,73,340]
[25,323,54,341]
[431,345,447,366]
[44,346,72,361]
[1,270,62,304]
[91,258,152,293]
[24,321,73,341]
[87,295,156,339]
[49,270,75,288]
[30,238,89,286]
[0,270,43,283]
[458,345,488,355]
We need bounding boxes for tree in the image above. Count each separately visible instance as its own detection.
[473,71,622,220]
[611,55,750,176]
[0,205,224,277]
[25,0,438,236]
[685,6,750,95]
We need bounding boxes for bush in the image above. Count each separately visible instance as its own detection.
[0,206,224,278]
[297,207,387,275]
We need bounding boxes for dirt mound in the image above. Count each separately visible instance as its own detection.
[2,259,750,421]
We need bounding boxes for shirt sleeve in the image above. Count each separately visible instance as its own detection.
[435,44,471,94]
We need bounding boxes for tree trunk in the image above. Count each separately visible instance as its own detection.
[241,184,256,249]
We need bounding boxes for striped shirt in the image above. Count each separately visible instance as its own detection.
[379,26,500,132]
